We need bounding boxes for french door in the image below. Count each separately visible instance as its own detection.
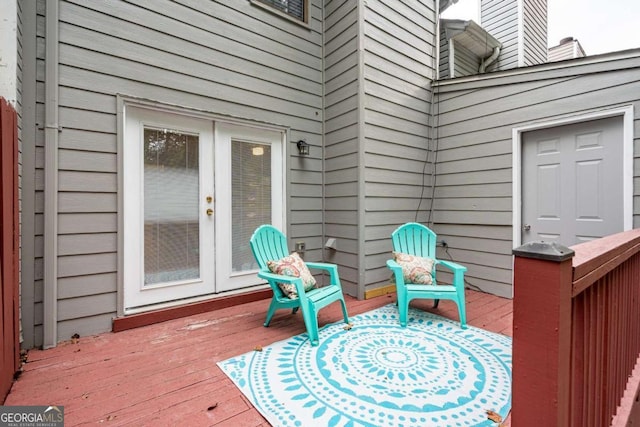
[124,107,284,311]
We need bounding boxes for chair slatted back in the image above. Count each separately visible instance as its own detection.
[391,222,437,258]
[250,224,289,270]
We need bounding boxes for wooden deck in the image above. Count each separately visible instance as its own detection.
[5,290,513,426]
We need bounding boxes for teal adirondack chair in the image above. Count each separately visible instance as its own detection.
[386,222,467,329]
[249,225,349,346]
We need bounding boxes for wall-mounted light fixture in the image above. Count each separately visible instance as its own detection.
[296,139,310,156]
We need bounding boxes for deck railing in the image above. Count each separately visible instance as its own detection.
[511,229,640,426]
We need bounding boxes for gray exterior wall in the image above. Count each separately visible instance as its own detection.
[15,0,24,346]
[548,41,575,62]
[22,0,326,345]
[323,0,438,298]
[432,52,640,298]
[481,0,519,71]
[18,0,44,349]
[361,0,437,294]
[522,0,547,65]
[548,39,586,62]
[19,0,636,347]
[439,24,450,78]
[323,0,360,297]
[481,0,547,71]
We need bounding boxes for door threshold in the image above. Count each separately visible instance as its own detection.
[112,288,272,332]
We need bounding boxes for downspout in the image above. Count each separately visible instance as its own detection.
[321,1,326,266]
[43,0,59,348]
[448,38,455,78]
[479,45,501,73]
[356,0,366,300]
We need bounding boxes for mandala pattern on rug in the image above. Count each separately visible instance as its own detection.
[218,304,511,427]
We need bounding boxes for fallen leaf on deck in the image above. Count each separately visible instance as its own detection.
[71,333,80,344]
[486,409,503,423]
[207,403,218,411]
[343,323,353,330]
[106,415,116,421]
[254,345,263,352]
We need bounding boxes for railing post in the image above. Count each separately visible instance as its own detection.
[512,241,575,426]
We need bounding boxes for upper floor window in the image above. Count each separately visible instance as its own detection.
[253,0,307,23]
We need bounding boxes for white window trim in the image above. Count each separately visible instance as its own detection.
[249,0,311,27]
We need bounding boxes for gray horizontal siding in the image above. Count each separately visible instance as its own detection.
[548,42,574,62]
[323,0,359,295]
[19,0,38,348]
[522,0,547,65]
[362,0,436,295]
[452,41,481,77]
[29,0,46,348]
[433,53,640,298]
[29,0,326,343]
[481,0,519,71]
[439,25,450,79]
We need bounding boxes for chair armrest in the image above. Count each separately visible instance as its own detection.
[257,270,304,283]
[436,259,467,273]
[435,260,467,293]
[304,262,341,287]
[305,261,336,273]
[257,270,307,300]
[386,259,406,286]
[386,259,403,273]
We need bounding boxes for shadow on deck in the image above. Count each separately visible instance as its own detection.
[5,289,512,426]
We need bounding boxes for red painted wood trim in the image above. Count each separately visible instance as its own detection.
[0,97,19,402]
[10,97,19,376]
[511,255,573,426]
[571,229,640,283]
[112,289,272,332]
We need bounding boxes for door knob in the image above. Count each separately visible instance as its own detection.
[206,208,214,216]
[523,224,531,231]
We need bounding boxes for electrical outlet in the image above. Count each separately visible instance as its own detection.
[295,241,306,252]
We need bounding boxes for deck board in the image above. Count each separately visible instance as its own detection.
[5,290,512,426]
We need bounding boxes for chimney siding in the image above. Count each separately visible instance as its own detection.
[481,0,547,71]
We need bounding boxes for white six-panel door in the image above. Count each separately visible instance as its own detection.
[522,116,624,246]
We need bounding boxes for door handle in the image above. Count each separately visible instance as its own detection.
[206,208,214,216]
[523,224,531,232]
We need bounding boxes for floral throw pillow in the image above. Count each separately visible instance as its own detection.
[393,251,435,285]
[267,252,317,299]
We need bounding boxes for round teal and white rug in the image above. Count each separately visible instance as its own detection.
[218,304,512,427]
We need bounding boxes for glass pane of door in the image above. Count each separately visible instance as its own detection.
[214,122,283,292]
[231,141,272,273]
[124,106,214,311]
[143,127,200,285]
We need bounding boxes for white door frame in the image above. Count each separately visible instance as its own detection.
[118,99,288,315]
[512,105,634,250]
[123,107,216,311]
